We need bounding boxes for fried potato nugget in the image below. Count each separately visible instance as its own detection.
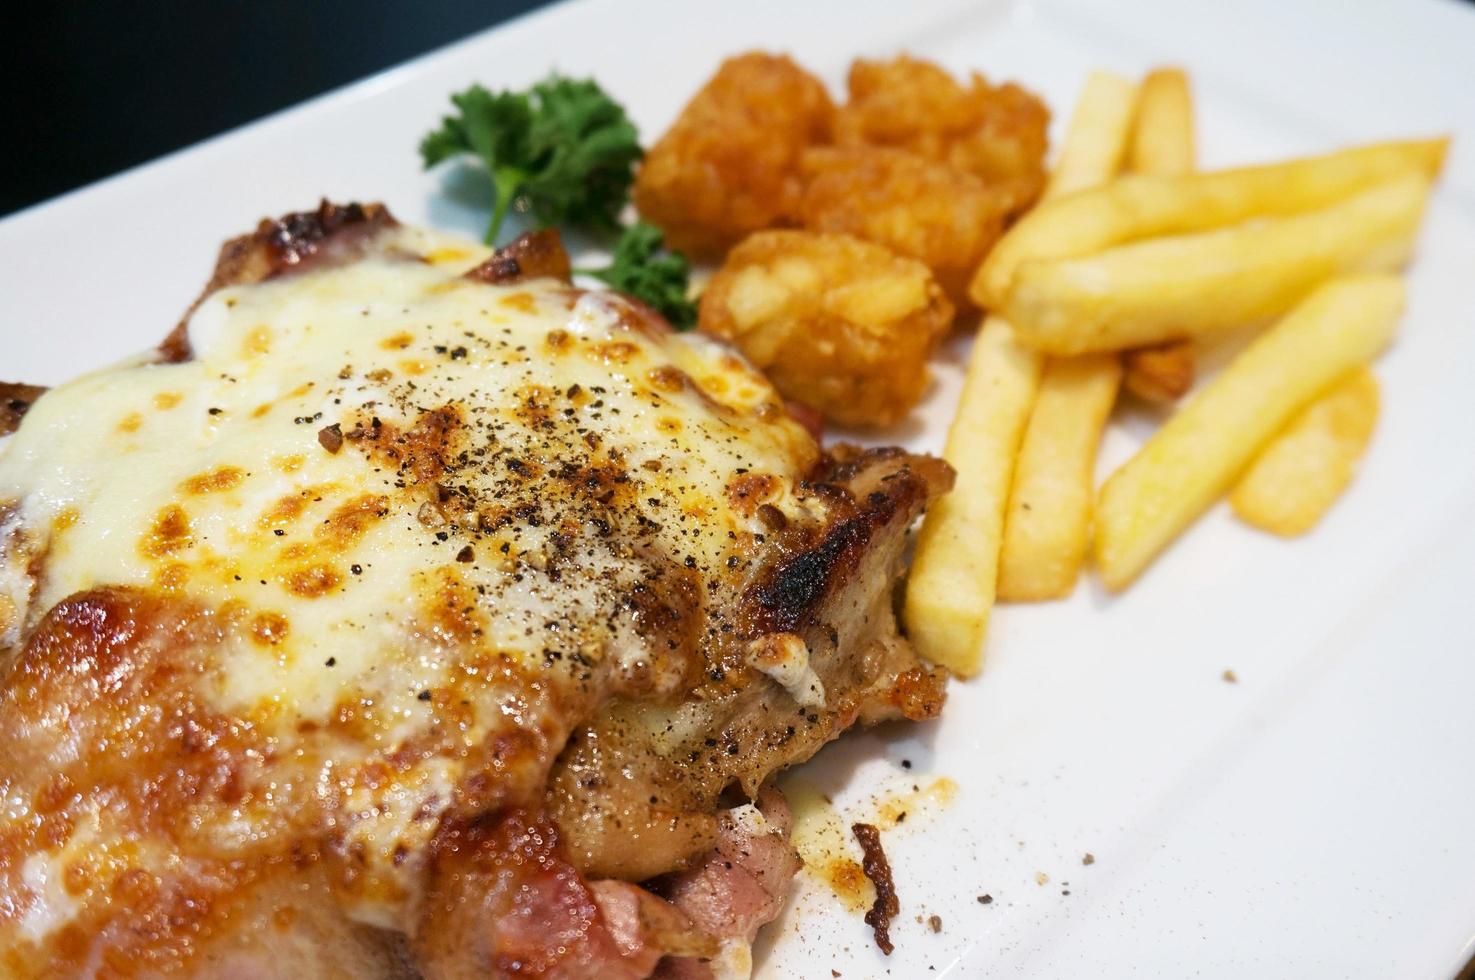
[633,52,835,259]
[834,56,1050,218]
[799,146,1010,305]
[698,230,953,428]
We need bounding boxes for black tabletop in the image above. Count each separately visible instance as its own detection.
[6,0,546,217]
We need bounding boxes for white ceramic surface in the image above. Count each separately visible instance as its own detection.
[3,1,1475,976]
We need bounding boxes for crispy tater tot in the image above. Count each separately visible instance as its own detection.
[633,53,834,259]
[799,146,1010,306]
[698,231,954,428]
[833,56,1050,218]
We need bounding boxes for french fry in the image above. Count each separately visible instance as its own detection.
[1122,341,1195,402]
[993,72,1139,602]
[997,353,1123,600]
[1046,71,1138,199]
[1230,368,1379,536]
[905,317,1043,674]
[1094,276,1403,590]
[1003,172,1430,355]
[996,67,1203,600]
[1128,68,1194,177]
[971,136,1448,307]
[905,72,1134,673]
[1121,69,1197,404]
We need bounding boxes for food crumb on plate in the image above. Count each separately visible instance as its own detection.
[853,822,899,955]
[1223,669,1239,683]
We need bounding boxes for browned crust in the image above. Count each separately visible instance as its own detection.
[549,447,954,881]
[464,228,572,285]
[853,822,898,955]
[0,382,46,438]
[160,200,398,362]
[745,446,954,639]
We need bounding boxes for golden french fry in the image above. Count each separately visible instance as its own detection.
[1094,277,1403,590]
[1121,68,1197,404]
[971,136,1448,307]
[1004,172,1430,355]
[1230,368,1379,536]
[991,73,1142,602]
[994,67,1200,600]
[1046,71,1138,199]
[1129,68,1194,177]
[905,317,1044,674]
[906,70,1140,673]
[997,353,1123,600]
[1123,340,1195,402]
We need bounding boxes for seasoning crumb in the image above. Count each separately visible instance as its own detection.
[1222,669,1238,683]
[852,822,898,956]
[831,972,841,978]
[417,690,432,702]
[1062,889,1071,896]
[1083,853,1095,866]
[317,423,344,454]
[901,759,912,770]
[977,894,993,905]
[1035,872,1049,886]
[324,657,337,667]
[456,545,475,563]
[927,914,942,933]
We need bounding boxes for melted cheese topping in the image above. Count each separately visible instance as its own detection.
[0,226,816,729]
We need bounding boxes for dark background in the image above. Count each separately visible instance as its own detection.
[9,0,1474,218]
[5,0,547,217]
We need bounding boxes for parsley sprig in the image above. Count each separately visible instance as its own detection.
[421,76,697,329]
[577,223,697,329]
[420,76,642,246]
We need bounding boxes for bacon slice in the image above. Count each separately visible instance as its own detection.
[0,382,45,437]
[414,810,711,980]
[655,788,803,979]
[464,228,572,285]
[160,200,398,361]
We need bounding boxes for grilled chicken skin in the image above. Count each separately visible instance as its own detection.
[0,204,950,978]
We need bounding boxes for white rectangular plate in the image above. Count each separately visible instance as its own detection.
[4,0,1475,976]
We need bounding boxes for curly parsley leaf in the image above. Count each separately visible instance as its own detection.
[419,75,641,245]
[579,223,698,330]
